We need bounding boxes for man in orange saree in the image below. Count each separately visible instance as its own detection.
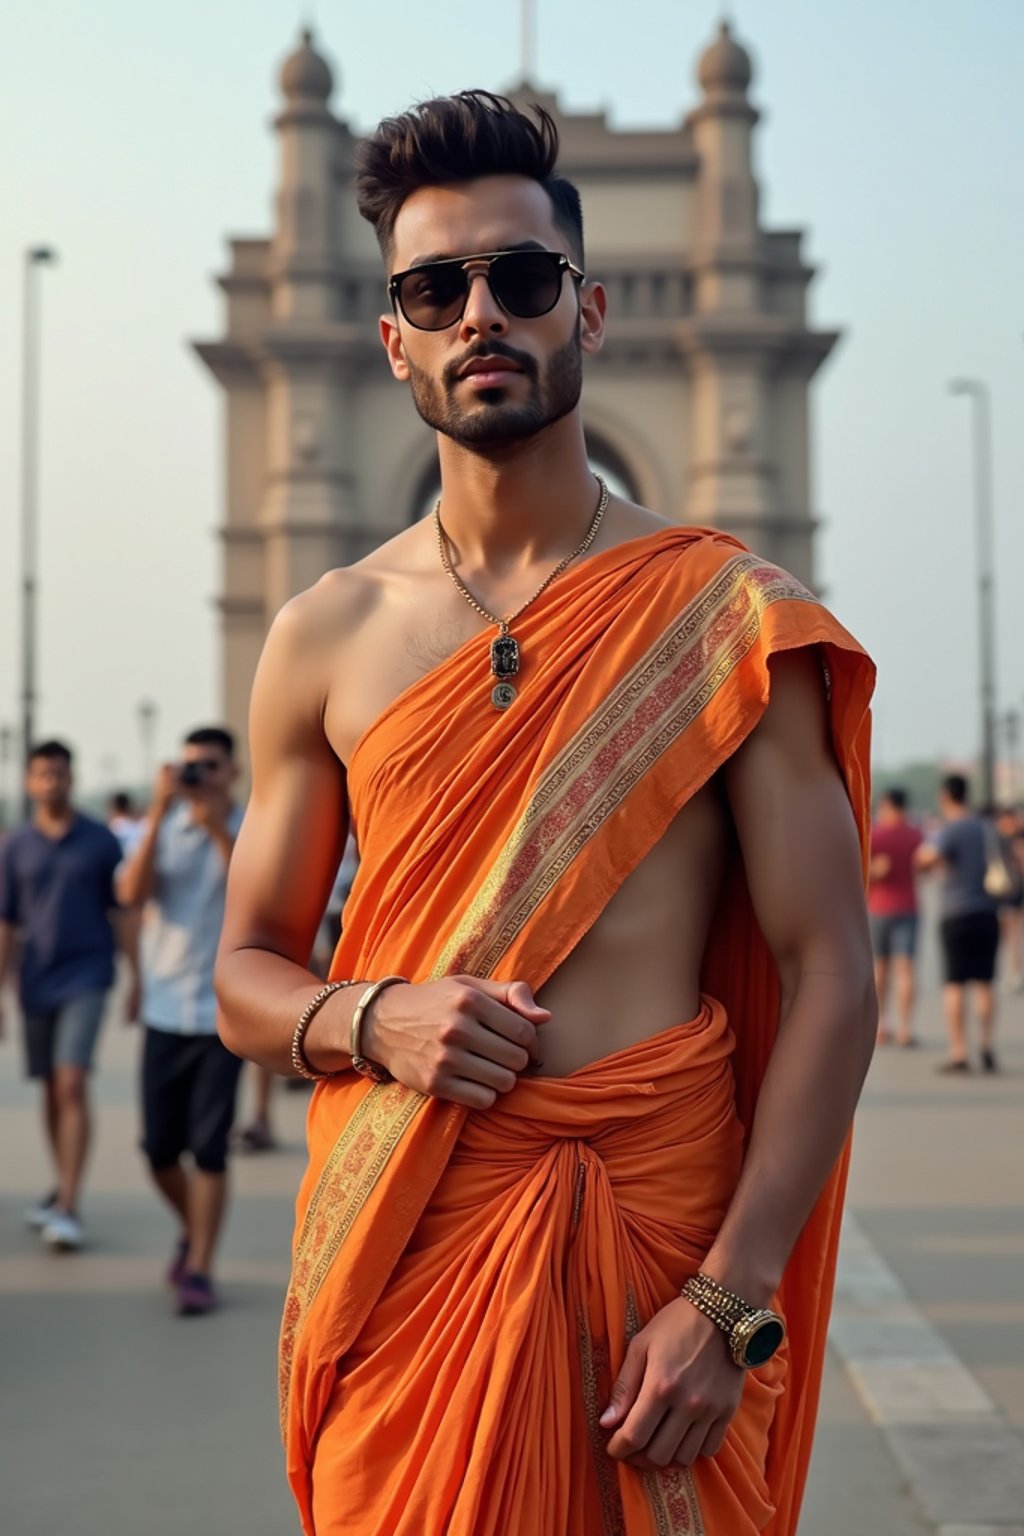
[215,90,876,1536]
[279,531,872,1536]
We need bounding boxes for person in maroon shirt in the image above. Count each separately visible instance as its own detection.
[868,788,924,1046]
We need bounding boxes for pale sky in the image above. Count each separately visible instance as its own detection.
[1,0,1022,801]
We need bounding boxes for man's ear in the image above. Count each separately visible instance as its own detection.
[579,280,607,358]
[380,313,411,382]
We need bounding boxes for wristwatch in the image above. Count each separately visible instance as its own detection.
[680,1272,786,1370]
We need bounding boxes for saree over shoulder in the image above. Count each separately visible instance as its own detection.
[281,526,874,1536]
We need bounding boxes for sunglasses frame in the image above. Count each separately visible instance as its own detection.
[388,249,586,332]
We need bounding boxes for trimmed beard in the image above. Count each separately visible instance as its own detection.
[406,332,583,451]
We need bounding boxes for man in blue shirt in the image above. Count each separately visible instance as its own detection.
[0,740,140,1250]
[916,773,1003,1072]
[120,726,244,1316]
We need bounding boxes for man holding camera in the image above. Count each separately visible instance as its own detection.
[120,727,244,1315]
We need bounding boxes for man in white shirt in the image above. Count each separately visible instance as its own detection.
[121,727,244,1315]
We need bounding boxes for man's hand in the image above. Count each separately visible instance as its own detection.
[151,763,180,821]
[361,976,550,1109]
[600,1298,744,1470]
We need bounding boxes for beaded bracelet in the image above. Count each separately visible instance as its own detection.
[290,980,361,1082]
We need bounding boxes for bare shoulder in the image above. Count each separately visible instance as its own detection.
[765,647,830,726]
[268,522,428,655]
[727,647,834,785]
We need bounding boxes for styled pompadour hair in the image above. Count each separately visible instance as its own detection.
[355,90,584,265]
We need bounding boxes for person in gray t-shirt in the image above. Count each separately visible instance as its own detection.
[915,773,1001,1073]
[120,726,244,1316]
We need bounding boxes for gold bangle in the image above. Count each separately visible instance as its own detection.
[349,975,406,1084]
[290,981,360,1082]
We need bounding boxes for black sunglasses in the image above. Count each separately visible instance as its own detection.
[388,249,585,332]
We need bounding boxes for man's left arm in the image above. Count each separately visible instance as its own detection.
[106,839,142,1024]
[703,646,876,1296]
[110,906,142,1024]
[602,647,875,1470]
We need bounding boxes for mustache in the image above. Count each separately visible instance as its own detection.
[443,341,538,388]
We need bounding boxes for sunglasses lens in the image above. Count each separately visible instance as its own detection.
[490,252,563,317]
[397,265,468,330]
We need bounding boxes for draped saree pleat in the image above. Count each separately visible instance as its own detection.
[279,526,875,1536]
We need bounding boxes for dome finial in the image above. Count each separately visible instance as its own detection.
[697,17,753,95]
[279,26,334,104]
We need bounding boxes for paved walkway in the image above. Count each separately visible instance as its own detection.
[1,956,1021,1534]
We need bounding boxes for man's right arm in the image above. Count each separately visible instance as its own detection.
[118,766,179,907]
[214,582,548,1107]
[915,823,946,873]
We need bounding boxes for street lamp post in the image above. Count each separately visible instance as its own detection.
[137,699,158,795]
[1006,708,1021,807]
[949,379,997,807]
[20,245,58,819]
[0,723,13,830]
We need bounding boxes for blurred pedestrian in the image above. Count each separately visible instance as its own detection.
[107,790,144,863]
[309,832,359,979]
[915,774,1002,1073]
[994,805,1024,990]
[0,740,140,1249]
[236,1063,277,1150]
[120,727,244,1314]
[868,787,923,1047]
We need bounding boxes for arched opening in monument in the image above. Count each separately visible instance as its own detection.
[408,431,640,525]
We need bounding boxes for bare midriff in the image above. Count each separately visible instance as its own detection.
[530,786,728,1076]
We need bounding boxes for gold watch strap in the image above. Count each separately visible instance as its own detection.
[680,1272,784,1370]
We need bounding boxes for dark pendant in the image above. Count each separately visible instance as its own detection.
[491,682,517,710]
[490,633,520,680]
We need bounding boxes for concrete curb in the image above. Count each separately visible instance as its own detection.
[831,1211,1024,1530]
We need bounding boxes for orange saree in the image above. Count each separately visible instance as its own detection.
[280,527,874,1536]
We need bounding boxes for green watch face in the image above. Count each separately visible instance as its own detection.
[743,1317,785,1368]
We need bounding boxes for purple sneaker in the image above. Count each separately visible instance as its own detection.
[176,1271,218,1316]
[167,1236,190,1288]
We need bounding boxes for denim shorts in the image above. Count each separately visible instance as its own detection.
[869,912,919,960]
[23,989,108,1079]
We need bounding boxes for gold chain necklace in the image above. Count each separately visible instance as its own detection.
[434,475,609,710]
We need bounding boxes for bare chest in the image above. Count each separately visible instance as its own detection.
[324,584,493,767]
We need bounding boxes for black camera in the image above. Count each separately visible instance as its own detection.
[179,762,209,788]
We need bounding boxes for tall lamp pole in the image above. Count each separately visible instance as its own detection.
[1005,708,1020,807]
[0,723,13,830]
[20,245,58,819]
[137,698,158,795]
[520,0,536,81]
[949,379,997,807]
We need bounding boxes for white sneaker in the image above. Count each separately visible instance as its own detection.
[24,1192,57,1230]
[42,1211,84,1250]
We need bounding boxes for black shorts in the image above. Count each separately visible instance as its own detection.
[141,1026,243,1174]
[940,910,1000,985]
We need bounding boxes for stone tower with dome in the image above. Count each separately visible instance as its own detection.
[193,21,839,749]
